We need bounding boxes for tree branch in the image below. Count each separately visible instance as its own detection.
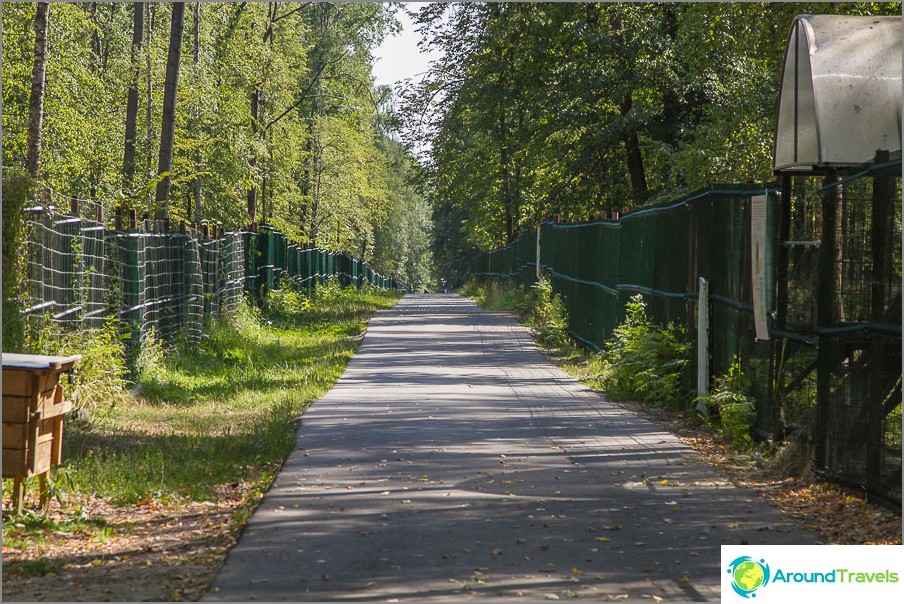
[272,2,311,23]
[264,51,347,130]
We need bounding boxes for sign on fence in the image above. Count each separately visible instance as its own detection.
[750,194,770,341]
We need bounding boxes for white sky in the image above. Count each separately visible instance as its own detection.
[372,2,442,90]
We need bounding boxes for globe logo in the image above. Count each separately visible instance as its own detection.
[727,556,771,598]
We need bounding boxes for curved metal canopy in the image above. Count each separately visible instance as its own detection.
[773,15,901,174]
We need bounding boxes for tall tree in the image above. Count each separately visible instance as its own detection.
[25,1,50,179]
[154,1,185,220]
[191,1,202,222]
[122,2,144,192]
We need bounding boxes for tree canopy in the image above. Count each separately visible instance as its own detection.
[401,2,901,252]
[5,2,900,289]
[2,1,432,289]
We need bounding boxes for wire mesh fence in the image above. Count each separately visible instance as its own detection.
[470,167,902,506]
[805,161,902,505]
[243,225,405,303]
[20,206,406,363]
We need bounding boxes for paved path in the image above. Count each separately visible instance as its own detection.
[204,294,818,602]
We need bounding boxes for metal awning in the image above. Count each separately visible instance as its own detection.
[773,15,902,174]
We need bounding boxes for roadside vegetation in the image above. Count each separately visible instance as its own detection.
[1,284,400,600]
[463,276,901,545]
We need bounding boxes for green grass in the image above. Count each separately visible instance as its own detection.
[6,559,64,577]
[48,287,400,505]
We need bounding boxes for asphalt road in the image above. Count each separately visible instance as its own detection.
[203,294,818,602]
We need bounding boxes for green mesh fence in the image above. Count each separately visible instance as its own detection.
[472,173,901,506]
[21,211,407,361]
[242,225,406,302]
[471,184,773,359]
[24,209,108,329]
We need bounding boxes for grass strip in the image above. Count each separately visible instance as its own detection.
[44,287,400,506]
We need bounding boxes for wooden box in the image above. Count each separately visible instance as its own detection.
[2,353,80,512]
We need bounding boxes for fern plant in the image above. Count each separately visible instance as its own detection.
[697,358,757,448]
[597,294,689,408]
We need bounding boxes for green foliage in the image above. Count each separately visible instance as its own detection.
[370,136,434,291]
[595,294,690,408]
[266,283,312,318]
[528,276,570,349]
[697,358,758,449]
[1,2,431,281]
[24,316,129,415]
[1,173,32,351]
[405,2,900,256]
[135,326,167,384]
[58,290,398,504]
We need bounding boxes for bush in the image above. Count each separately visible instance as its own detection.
[697,358,757,448]
[527,276,570,348]
[462,277,531,313]
[265,276,312,318]
[2,174,32,351]
[25,316,129,415]
[595,294,689,408]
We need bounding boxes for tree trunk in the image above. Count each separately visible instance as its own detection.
[122,2,144,191]
[25,2,51,180]
[90,3,101,60]
[154,1,185,220]
[246,90,261,224]
[192,1,203,222]
[620,93,648,205]
[145,3,154,184]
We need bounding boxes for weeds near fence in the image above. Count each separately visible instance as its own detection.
[593,294,690,409]
[463,276,571,348]
[696,358,758,449]
[24,315,130,416]
[528,277,570,349]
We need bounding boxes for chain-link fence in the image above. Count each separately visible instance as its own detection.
[20,206,407,361]
[471,167,902,506]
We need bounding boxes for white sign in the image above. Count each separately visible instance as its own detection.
[750,194,769,341]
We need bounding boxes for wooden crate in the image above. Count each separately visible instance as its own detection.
[2,353,80,512]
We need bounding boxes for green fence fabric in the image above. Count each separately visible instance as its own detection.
[242,225,405,301]
[24,211,107,328]
[471,185,775,356]
[22,213,407,360]
[471,174,902,507]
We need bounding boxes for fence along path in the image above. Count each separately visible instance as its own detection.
[471,167,902,508]
[21,203,406,359]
